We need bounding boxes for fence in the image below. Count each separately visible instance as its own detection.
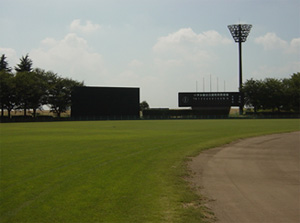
[1,113,299,123]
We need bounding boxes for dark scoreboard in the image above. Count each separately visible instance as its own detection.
[179,92,242,107]
[71,86,140,118]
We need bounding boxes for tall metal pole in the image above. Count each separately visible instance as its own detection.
[238,41,243,114]
[228,24,252,115]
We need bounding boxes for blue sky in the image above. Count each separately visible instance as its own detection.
[1,0,299,108]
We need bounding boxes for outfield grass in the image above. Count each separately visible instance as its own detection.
[0,119,299,222]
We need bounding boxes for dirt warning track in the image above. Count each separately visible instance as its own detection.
[188,132,300,223]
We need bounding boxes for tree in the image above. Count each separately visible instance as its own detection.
[15,54,33,73]
[289,72,300,112]
[0,54,12,72]
[283,72,300,112]
[14,55,35,116]
[15,70,48,117]
[15,71,34,116]
[242,79,263,113]
[244,74,300,113]
[1,54,88,119]
[47,76,84,117]
[0,71,15,118]
[263,78,284,112]
[14,56,48,117]
[28,69,49,117]
[0,56,14,118]
[140,101,150,111]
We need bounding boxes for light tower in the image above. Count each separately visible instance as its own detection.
[228,24,252,115]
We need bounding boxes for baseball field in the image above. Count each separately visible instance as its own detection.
[0,119,299,222]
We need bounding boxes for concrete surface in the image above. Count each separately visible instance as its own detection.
[188,132,300,223]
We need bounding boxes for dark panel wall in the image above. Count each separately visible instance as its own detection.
[71,87,140,118]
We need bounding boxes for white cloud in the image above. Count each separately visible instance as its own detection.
[255,32,287,50]
[0,47,18,66]
[0,47,16,57]
[30,33,107,84]
[153,28,231,66]
[128,59,143,69]
[41,38,58,47]
[290,38,300,53]
[251,60,300,80]
[145,28,236,107]
[255,33,300,54]
[153,28,231,53]
[152,28,232,79]
[69,19,101,34]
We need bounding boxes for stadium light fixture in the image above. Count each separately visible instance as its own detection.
[228,24,252,115]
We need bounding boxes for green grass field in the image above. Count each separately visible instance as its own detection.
[0,119,299,222]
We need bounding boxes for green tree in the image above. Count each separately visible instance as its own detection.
[140,101,150,111]
[244,74,300,113]
[0,56,14,117]
[29,69,49,117]
[14,54,34,116]
[263,78,284,112]
[15,54,33,72]
[14,55,49,117]
[15,71,34,116]
[47,76,84,117]
[15,70,48,117]
[242,79,263,113]
[290,72,300,112]
[0,54,12,72]
[283,72,300,112]
[0,71,15,118]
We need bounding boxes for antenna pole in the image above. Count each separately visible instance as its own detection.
[210,74,212,92]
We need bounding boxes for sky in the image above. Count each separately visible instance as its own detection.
[1,0,299,108]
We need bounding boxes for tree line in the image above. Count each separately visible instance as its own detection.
[1,53,299,119]
[0,54,84,118]
[242,73,300,113]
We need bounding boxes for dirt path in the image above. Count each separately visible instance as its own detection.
[188,132,300,223]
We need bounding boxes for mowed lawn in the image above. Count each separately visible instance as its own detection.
[0,119,299,223]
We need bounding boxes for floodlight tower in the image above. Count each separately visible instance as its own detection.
[228,24,252,115]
